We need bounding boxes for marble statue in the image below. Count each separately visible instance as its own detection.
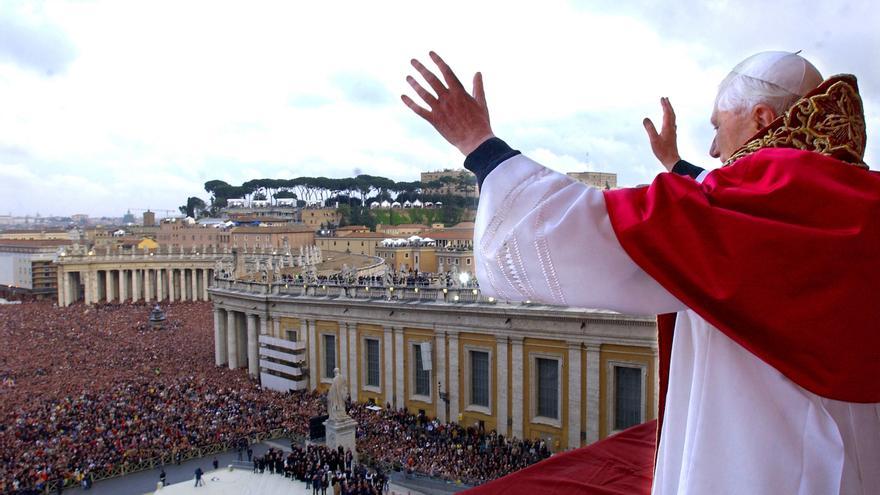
[327,368,349,421]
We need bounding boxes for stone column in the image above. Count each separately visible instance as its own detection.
[496,336,509,438]
[57,270,65,306]
[202,268,210,301]
[144,269,153,302]
[347,322,358,402]
[511,336,524,439]
[339,322,349,384]
[59,270,69,307]
[394,327,405,410]
[227,310,239,369]
[90,270,99,305]
[306,319,317,389]
[383,326,394,408]
[237,316,247,367]
[190,269,198,301]
[585,344,601,444]
[119,270,129,302]
[435,332,447,423]
[178,269,186,302]
[166,269,174,302]
[567,342,583,450]
[260,316,269,336]
[156,269,164,301]
[132,270,140,302]
[652,347,660,419]
[83,270,92,305]
[247,314,258,377]
[215,308,228,366]
[448,331,460,423]
[273,317,281,339]
[106,270,116,303]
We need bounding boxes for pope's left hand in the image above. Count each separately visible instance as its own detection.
[643,97,681,171]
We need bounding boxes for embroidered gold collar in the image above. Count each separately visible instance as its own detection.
[724,74,868,169]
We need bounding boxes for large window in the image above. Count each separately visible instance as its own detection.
[323,334,336,379]
[365,338,381,388]
[470,350,490,408]
[413,343,431,397]
[536,358,560,420]
[614,366,643,430]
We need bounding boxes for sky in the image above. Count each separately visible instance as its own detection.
[0,0,877,217]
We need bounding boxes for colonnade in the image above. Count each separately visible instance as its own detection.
[58,267,214,306]
[213,307,263,379]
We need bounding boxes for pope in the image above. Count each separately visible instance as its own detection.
[402,51,880,494]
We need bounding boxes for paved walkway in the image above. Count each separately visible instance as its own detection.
[65,443,275,495]
[61,440,445,495]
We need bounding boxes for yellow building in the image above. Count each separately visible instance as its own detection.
[376,243,438,273]
[316,232,387,257]
[137,238,159,251]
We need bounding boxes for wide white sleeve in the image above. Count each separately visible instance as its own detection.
[474,154,686,315]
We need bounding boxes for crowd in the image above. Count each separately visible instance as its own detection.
[352,405,551,486]
[0,301,324,493]
[253,444,387,494]
[0,300,546,493]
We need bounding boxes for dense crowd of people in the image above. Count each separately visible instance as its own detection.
[352,405,551,485]
[254,444,387,494]
[0,300,546,493]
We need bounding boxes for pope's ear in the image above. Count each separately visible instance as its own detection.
[752,103,778,129]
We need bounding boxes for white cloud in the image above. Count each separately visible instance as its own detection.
[0,0,877,216]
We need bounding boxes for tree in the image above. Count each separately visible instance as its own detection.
[179,196,207,218]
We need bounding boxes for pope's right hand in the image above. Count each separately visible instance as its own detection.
[401,52,495,156]
[643,97,681,172]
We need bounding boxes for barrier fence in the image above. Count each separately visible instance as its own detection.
[43,428,290,493]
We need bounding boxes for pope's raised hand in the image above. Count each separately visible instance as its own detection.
[402,52,494,156]
[643,97,681,171]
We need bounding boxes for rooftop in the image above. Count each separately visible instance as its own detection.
[231,225,314,234]
[0,239,73,247]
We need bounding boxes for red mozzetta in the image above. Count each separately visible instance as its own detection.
[604,147,880,403]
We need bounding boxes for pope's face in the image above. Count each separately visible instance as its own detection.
[709,107,760,163]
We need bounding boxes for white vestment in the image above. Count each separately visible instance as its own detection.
[474,154,880,494]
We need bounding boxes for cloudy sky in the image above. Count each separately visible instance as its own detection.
[0,0,877,217]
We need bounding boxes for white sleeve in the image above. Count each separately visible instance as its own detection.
[474,154,687,315]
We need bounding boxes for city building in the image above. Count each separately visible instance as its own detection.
[142,210,157,226]
[300,208,341,229]
[421,169,480,198]
[0,239,72,298]
[155,220,231,251]
[566,171,618,190]
[210,280,659,452]
[376,224,428,236]
[334,225,371,237]
[230,225,315,251]
[376,241,438,273]
[224,204,299,220]
[0,229,77,241]
[316,232,387,257]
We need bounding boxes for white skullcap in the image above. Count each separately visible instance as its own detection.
[728,51,823,98]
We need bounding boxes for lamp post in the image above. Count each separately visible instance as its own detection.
[438,380,450,422]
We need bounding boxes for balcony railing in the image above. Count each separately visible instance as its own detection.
[212,278,497,305]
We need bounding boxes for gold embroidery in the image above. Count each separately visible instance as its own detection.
[724,75,868,169]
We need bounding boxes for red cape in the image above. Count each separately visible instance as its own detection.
[604,147,880,403]
[464,420,657,495]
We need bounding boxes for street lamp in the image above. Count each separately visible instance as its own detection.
[438,380,450,421]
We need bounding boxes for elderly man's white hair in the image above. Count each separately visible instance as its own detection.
[715,51,823,115]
